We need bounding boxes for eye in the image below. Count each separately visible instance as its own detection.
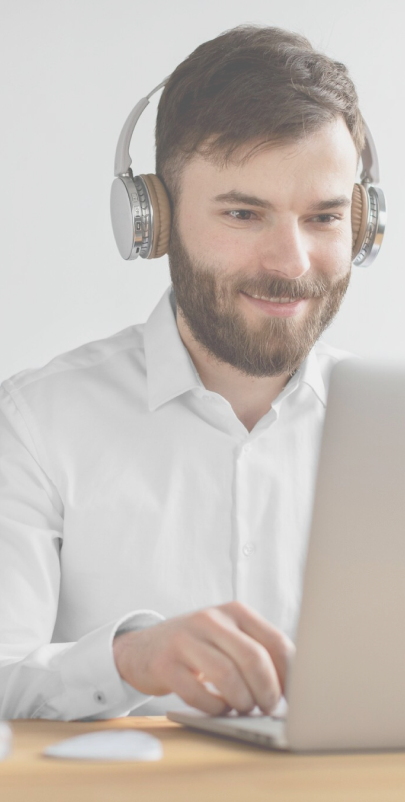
[311,213,340,225]
[226,209,257,221]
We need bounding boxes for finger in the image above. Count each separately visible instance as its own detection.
[181,636,256,714]
[220,602,294,691]
[210,627,281,714]
[192,608,282,713]
[169,664,231,716]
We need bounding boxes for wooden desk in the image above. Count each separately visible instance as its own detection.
[2,716,405,802]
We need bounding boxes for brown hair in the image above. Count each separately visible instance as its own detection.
[155,25,364,202]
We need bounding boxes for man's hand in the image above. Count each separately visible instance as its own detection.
[113,601,295,715]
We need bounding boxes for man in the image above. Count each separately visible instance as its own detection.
[0,25,361,720]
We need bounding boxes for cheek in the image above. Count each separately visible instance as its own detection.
[180,213,253,271]
[314,227,353,274]
[177,213,203,248]
[211,228,253,260]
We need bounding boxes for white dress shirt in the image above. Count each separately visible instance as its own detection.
[0,288,353,720]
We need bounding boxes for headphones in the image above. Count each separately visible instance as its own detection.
[111,78,386,267]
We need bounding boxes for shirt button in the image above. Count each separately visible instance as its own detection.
[93,691,106,704]
[243,444,252,453]
[242,541,256,557]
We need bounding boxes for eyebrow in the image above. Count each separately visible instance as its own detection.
[211,191,352,212]
[212,191,274,209]
[308,196,351,212]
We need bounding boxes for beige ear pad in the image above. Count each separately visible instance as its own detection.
[141,174,172,259]
[351,183,369,260]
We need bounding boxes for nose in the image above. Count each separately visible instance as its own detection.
[259,218,311,279]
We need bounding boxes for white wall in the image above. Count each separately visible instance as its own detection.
[0,0,402,382]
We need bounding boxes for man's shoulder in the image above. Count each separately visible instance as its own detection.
[311,339,358,399]
[2,322,145,399]
[313,338,357,366]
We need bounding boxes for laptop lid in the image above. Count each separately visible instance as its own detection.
[286,358,405,751]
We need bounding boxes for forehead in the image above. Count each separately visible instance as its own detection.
[180,118,358,201]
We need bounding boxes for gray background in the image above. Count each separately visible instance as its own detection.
[0,0,401,382]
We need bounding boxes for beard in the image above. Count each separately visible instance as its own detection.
[168,221,351,378]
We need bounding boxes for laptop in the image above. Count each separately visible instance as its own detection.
[168,358,405,751]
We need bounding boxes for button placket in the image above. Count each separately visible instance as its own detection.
[234,439,261,604]
[242,541,256,557]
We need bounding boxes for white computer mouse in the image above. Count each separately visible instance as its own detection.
[0,722,12,760]
[43,729,163,761]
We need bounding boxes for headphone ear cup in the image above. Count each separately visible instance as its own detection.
[351,183,368,262]
[141,174,172,259]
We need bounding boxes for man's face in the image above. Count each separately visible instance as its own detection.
[168,118,358,377]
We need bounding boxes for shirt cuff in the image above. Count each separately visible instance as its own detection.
[58,610,165,720]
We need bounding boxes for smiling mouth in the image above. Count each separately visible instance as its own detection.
[244,292,302,304]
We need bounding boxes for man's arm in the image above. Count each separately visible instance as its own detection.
[113,602,294,715]
[0,384,161,720]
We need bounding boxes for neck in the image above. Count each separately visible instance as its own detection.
[176,312,292,432]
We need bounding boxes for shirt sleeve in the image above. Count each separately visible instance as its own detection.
[0,383,163,721]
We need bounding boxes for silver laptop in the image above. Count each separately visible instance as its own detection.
[168,358,405,752]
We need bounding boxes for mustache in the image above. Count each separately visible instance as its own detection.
[235,273,331,301]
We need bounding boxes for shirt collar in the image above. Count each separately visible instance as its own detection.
[144,287,327,411]
[296,345,327,406]
[144,287,202,411]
